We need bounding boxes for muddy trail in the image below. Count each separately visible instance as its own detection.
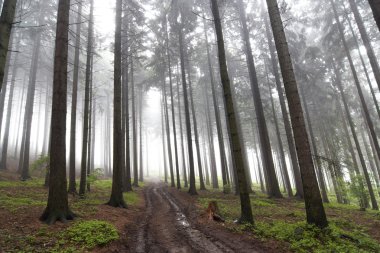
[128,182,263,253]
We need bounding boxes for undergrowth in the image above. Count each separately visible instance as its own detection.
[242,221,380,253]
[62,220,119,249]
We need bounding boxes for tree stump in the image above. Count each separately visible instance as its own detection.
[207,201,225,222]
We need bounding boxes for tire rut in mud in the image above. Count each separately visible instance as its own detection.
[133,183,237,253]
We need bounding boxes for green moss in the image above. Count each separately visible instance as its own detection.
[246,221,380,253]
[62,220,119,249]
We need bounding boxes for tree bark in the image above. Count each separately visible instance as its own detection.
[131,58,140,187]
[187,60,206,190]
[176,11,197,195]
[178,76,188,187]
[79,0,94,196]
[349,0,380,93]
[40,0,75,224]
[266,67,293,197]
[266,0,328,228]
[264,11,303,198]
[68,1,82,194]
[210,0,253,224]
[164,19,180,189]
[331,0,380,210]
[299,83,329,203]
[138,86,144,182]
[107,0,126,208]
[0,0,17,92]
[0,33,18,170]
[237,0,282,198]
[20,8,44,180]
[345,10,380,120]
[203,19,229,190]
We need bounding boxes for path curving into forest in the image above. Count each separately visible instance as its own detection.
[129,182,259,253]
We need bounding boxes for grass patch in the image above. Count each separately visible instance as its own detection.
[0,178,45,188]
[62,220,119,249]
[0,191,46,211]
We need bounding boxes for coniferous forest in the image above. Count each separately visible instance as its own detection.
[1,0,380,252]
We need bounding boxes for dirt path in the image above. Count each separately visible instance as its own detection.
[129,182,260,253]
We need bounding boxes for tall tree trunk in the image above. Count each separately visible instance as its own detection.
[178,76,188,187]
[176,12,197,195]
[164,19,180,189]
[265,0,328,228]
[68,1,82,194]
[0,32,14,139]
[131,58,140,187]
[252,120,266,193]
[122,16,131,191]
[42,80,51,156]
[14,75,25,157]
[0,0,17,91]
[334,62,377,210]
[79,0,94,196]
[334,92,368,205]
[161,97,168,183]
[331,0,380,204]
[349,0,380,93]
[299,83,329,203]
[107,0,126,208]
[138,87,143,182]
[203,80,218,189]
[203,19,229,190]
[20,9,44,180]
[187,60,206,190]
[237,0,282,198]
[231,85,253,194]
[264,11,303,198]
[345,11,380,120]
[210,0,253,224]
[40,0,74,224]
[0,32,18,170]
[0,33,18,170]
[161,62,174,187]
[267,67,293,197]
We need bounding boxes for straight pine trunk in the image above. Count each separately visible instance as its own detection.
[107,0,126,208]
[265,0,328,228]
[349,0,380,93]
[0,0,17,91]
[210,0,253,224]
[79,0,94,196]
[40,0,74,224]
[237,0,282,198]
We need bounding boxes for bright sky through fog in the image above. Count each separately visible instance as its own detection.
[94,0,115,42]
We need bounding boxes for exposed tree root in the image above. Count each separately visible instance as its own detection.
[39,209,76,225]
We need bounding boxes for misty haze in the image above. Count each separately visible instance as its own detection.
[0,0,380,252]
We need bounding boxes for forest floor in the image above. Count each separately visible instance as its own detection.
[1,171,380,252]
